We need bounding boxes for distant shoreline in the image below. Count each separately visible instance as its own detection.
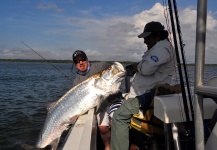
[1,59,217,66]
[0,59,134,64]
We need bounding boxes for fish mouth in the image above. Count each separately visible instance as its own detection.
[113,62,125,71]
[99,61,126,86]
[99,62,125,85]
[111,62,126,83]
[113,62,125,77]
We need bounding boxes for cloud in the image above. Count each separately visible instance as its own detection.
[36,3,62,12]
[1,48,34,59]
[2,2,217,64]
[179,7,217,64]
[74,2,217,63]
[70,3,176,62]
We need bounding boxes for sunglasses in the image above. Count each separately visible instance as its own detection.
[74,57,87,64]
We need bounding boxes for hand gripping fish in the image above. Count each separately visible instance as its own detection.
[36,62,125,150]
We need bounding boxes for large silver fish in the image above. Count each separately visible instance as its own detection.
[36,62,125,150]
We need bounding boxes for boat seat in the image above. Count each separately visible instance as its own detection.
[208,109,217,132]
[154,91,216,123]
[205,77,217,150]
[130,84,182,136]
[153,77,217,124]
[207,77,217,104]
[130,84,182,150]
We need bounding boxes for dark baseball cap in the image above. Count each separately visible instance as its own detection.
[138,21,165,38]
[72,50,87,63]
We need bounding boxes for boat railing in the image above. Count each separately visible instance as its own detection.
[61,108,97,150]
[194,0,217,150]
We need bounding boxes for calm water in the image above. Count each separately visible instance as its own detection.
[0,62,217,150]
[0,62,74,150]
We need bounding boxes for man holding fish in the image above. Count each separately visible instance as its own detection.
[72,50,123,150]
[35,53,125,150]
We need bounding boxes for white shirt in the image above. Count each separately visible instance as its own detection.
[127,39,176,98]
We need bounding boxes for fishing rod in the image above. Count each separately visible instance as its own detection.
[21,41,72,81]
[172,0,194,121]
[167,0,191,123]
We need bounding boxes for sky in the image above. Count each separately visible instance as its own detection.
[0,0,217,64]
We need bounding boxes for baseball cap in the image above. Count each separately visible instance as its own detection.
[138,21,165,38]
[72,50,87,63]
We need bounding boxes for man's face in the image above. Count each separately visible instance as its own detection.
[75,56,88,71]
[143,34,159,50]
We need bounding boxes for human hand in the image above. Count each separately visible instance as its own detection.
[125,63,138,76]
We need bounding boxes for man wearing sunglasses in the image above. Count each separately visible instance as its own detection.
[110,21,177,150]
[72,50,122,150]
[72,50,112,87]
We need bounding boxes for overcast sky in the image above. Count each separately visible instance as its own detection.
[1,0,217,64]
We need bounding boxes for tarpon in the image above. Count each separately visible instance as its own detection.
[36,62,125,150]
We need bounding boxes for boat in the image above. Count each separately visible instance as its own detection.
[61,0,217,149]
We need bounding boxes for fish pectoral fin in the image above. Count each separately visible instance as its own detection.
[64,115,78,125]
[50,137,60,150]
[69,115,79,124]
[61,116,79,131]
[95,95,105,112]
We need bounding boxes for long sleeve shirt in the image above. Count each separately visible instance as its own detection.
[128,39,176,98]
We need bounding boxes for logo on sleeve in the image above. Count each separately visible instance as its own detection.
[150,56,159,62]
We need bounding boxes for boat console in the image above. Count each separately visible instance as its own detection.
[154,89,217,150]
[154,93,217,123]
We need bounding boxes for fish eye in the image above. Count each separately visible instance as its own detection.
[107,66,112,70]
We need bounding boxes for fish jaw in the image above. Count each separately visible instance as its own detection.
[95,62,125,88]
[113,62,125,74]
[109,62,125,80]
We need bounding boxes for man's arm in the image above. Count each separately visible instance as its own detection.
[138,47,171,75]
